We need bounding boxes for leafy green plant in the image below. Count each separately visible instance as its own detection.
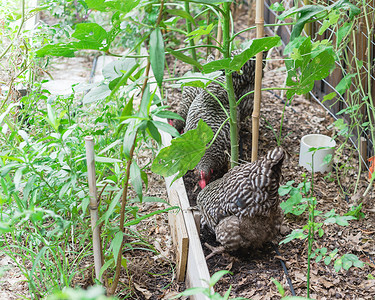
[173,270,247,300]
[47,285,118,300]
[279,150,363,297]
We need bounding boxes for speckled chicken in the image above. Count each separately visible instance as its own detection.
[197,147,285,256]
[173,54,215,133]
[183,50,264,188]
[175,51,259,134]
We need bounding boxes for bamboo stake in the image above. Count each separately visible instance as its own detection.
[84,136,103,283]
[251,0,264,162]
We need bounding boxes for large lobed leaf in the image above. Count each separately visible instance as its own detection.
[151,119,213,183]
[85,0,140,13]
[37,23,109,57]
[202,36,281,73]
[285,37,335,99]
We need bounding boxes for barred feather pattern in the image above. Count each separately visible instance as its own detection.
[197,147,285,251]
[174,55,215,133]
[184,76,231,178]
[174,86,202,133]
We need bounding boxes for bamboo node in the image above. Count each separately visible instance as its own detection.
[89,204,98,210]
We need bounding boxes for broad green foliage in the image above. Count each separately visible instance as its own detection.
[85,0,140,13]
[172,71,223,89]
[279,174,364,279]
[202,36,281,73]
[36,0,136,57]
[284,37,335,99]
[172,270,247,300]
[279,0,360,41]
[152,119,213,183]
[47,285,118,300]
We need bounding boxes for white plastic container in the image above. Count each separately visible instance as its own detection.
[299,134,336,173]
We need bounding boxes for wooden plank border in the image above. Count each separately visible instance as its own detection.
[159,128,211,300]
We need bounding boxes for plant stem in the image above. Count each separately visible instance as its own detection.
[306,152,316,298]
[222,3,239,166]
[108,0,164,294]
[184,1,198,71]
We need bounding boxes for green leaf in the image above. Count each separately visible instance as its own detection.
[36,44,76,57]
[149,28,165,87]
[174,71,223,89]
[101,190,122,225]
[185,24,214,44]
[223,286,232,300]
[279,5,325,41]
[286,38,336,99]
[99,259,114,280]
[324,256,331,265]
[270,2,285,12]
[283,36,308,56]
[0,222,11,233]
[116,96,134,136]
[138,84,151,118]
[151,119,213,183]
[187,0,232,3]
[203,36,281,73]
[47,104,59,131]
[342,257,353,270]
[334,257,342,272]
[124,206,178,226]
[72,23,108,50]
[152,120,180,137]
[103,58,138,81]
[147,120,162,145]
[130,161,143,201]
[318,227,324,237]
[111,231,124,264]
[166,9,196,26]
[123,121,138,159]
[337,22,352,46]
[278,185,293,196]
[85,0,140,13]
[153,109,184,121]
[95,156,123,163]
[130,196,171,206]
[209,270,231,287]
[331,0,360,19]
[323,92,336,102]
[318,10,340,35]
[170,287,207,299]
[271,277,285,297]
[83,83,111,104]
[280,229,308,244]
[335,73,356,95]
[167,48,203,71]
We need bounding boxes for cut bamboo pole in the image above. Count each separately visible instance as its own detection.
[85,136,103,283]
[251,0,265,162]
